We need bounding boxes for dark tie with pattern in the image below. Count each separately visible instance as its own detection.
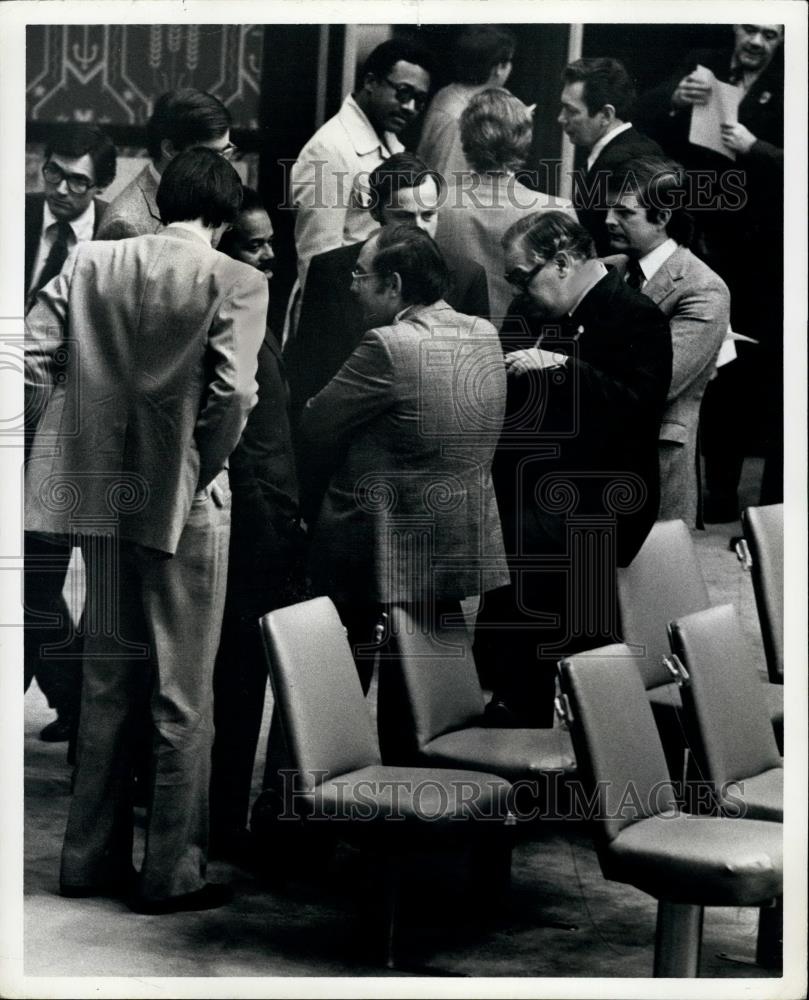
[625,257,645,290]
[34,221,72,294]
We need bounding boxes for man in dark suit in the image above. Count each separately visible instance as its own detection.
[636,24,784,517]
[24,124,116,748]
[299,225,509,692]
[209,188,304,859]
[25,149,266,912]
[474,211,672,727]
[559,58,662,255]
[25,125,116,306]
[286,152,490,429]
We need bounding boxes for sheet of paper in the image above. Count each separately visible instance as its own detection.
[688,64,742,160]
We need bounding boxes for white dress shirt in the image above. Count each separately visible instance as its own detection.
[636,237,678,286]
[29,199,96,293]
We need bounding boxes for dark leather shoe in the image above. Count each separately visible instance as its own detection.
[40,716,74,742]
[128,882,233,915]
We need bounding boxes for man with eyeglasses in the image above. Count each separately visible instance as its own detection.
[96,88,234,241]
[24,124,116,754]
[473,210,671,728]
[25,125,117,311]
[298,224,508,693]
[290,38,433,293]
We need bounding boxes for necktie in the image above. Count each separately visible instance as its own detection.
[625,257,645,290]
[34,221,73,294]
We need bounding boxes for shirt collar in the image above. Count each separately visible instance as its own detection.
[587,121,632,172]
[638,238,678,282]
[148,161,162,187]
[341,93,402,157]
[163,221,212,246]
[41,198,96,243]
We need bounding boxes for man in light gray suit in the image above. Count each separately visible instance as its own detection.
[605,156,729,526]
[96,88,235,240]
[25,148,267,913]
[299,225,509,690]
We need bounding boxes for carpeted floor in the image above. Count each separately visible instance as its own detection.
[17,467,792,989]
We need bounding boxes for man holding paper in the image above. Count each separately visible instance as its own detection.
[636,24,784,518]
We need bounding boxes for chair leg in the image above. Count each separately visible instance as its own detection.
[756,898,783,969]
[654,901,704,977]
[381,858,401,970]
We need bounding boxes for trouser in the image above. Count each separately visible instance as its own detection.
[210,614,268,838]
[23,532,83,720]
[60,476,231,899]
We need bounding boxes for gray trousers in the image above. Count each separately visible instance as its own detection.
[60,475,230,900]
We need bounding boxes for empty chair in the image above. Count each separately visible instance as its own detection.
[617,519,783,779]
[667,604,783,822]
[259,596,514,967]
[557,646,782,977]
[740,504,784,684]
[376,604,576,815]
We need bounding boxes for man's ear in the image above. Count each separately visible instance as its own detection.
[386,270,403,298]
[600,103,617,125]
[553,251,572,275]
[160,138,178,163]
[655,207,672,231]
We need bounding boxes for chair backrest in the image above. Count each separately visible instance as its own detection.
[668,604,782,789]
[260,597,382,792]
[558,645,678,843]
[742,504,784,684]
[377,605,486,762]
[617,520,711,690]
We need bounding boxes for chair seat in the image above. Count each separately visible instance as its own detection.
[419,726,576,784]
[604,812,782,906]
[649,680,784,754]
[721,766,784,822]
[300,764,513,831]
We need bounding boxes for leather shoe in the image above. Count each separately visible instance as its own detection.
[128,882,233,915]
[40,716,74,743]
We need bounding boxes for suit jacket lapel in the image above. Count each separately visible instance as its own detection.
[24,194,45,291]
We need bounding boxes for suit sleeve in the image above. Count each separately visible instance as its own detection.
[667,277,729,399]
[24,249,79,438]
[195,271,268,488]
[456,262,491,321]
[299,328,395,449]
[291,141,352,288]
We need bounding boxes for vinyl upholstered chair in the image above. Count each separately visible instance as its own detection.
[376,604,576,816]
[667,603,784,968]
[259,596,515,967]
[556,645,783,977]
[617,520,783,781]
[738,504,784,684]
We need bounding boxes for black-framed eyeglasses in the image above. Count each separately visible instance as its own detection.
[42,161,95,195]
[504,260,546,291]
[383,77,429,112]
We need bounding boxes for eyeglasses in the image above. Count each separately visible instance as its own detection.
[350,268,383,283]
[504,260,546,291]
[42,162,95,195]
[383,77,429,112]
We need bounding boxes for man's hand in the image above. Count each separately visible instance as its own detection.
[504,348,567,377]
[671,73,712,108]
[720,122,757,155]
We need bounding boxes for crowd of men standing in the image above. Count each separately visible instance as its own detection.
[23,23,783,913]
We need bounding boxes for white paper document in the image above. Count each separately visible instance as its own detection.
[688,64,742,160]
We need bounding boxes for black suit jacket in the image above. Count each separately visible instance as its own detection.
[572,127,663,256]
[495,268,672,567]
[24,192,107,295]
[285,238,490,420]
[227,333,303,618]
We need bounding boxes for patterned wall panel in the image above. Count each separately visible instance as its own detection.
[26,24,264,129]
